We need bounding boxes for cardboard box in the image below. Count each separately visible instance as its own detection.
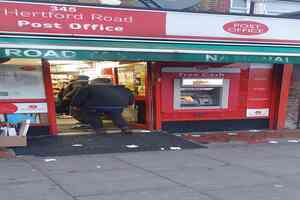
[0,136,27,147]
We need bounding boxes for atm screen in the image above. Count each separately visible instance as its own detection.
[174,78,229,109]
[180,87,221,107]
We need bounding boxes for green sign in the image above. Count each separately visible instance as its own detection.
[1,36,300,64]
[0,48,299,64]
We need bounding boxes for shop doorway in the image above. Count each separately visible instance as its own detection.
[48,60,152,135]
[0,58,153,136]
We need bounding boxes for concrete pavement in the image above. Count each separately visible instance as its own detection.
[1,141,300,200]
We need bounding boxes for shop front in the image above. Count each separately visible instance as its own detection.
[0,0,300,136]
[152,62,278,132]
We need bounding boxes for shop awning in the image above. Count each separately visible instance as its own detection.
[1,36,300,64]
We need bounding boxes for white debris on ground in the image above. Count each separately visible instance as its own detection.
[125,144,139,148]
[96,165,101,169]
[72,144,83,147]
[268,141,279,144]
[170,146,182,150]
[44,158,57,162]
[273,184,284,188]
[287,140,300,143]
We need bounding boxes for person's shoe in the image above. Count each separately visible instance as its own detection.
[121,128,132,135]
[71,124,90,129]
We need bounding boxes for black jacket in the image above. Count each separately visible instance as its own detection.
[71,85,134,108]
[63,81,88,101]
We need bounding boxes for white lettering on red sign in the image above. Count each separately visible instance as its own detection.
[0,2,165,38]
[223,21,269,36]
[17,20,63,29]
[178,73,225,78]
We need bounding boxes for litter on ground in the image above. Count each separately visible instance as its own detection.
[170,146,182,150]
[287,140,300,143]
[72,144,83,147]
[274,184,284,188]
[44,158,57,162]
[125,144,139,148]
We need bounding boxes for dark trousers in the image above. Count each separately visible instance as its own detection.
[72,107,128,130]
[56,100,70,114]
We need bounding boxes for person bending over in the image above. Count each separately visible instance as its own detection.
[70,78,134,134]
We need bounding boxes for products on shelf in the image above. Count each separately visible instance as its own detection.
[0,120,30,137]
[0,123,17,136]
[117,62,146,96]
[51,74,73,98]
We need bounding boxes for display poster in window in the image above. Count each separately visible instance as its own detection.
[117,63,146,96]
[0,64,46,100]
[118,68,135,92]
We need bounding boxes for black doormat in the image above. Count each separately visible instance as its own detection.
[13,132,206,157]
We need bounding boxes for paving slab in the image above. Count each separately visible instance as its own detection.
[2,143,300,200]
[200,143,300,159]
[278,173,300,188]
[114,150,225,171]
[206,182,300,200]
[247,143,300,158]
[152,165,279,191]
[193,143,300,176]
[77,187,213,200]
[24,154,134,174]
[195,144,283,159]
[0,159,47,184]
[49,167,178,196]
[226,156,300,176]
[0,180,73,200]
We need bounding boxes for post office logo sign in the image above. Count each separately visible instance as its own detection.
[223,21,269,36]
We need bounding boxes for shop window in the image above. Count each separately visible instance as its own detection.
[0,63,46,100]
[230,0,249,14]
[0,59,48,126]
[231,0,247,9]
[173,78,229,109]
